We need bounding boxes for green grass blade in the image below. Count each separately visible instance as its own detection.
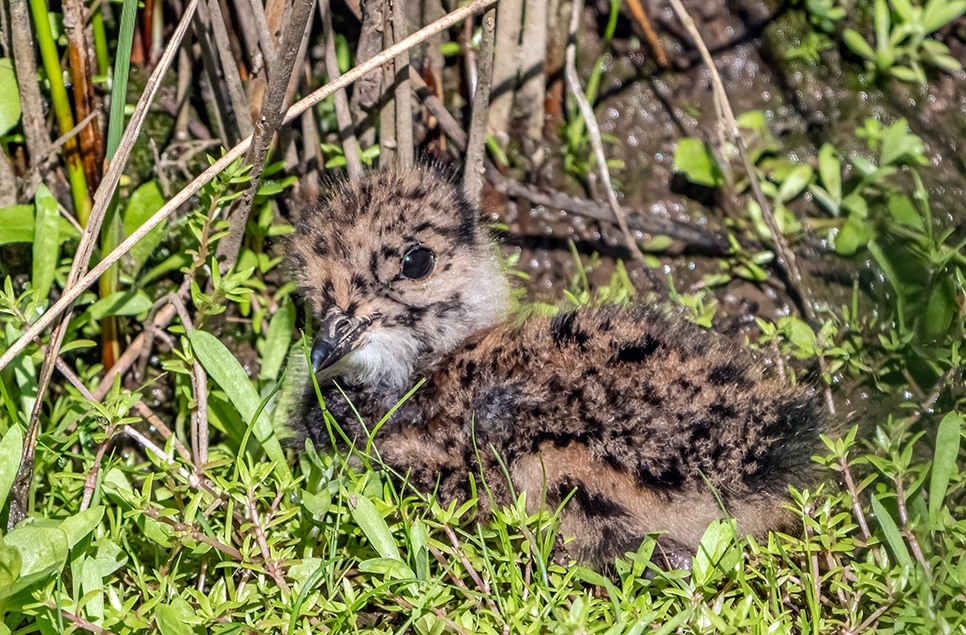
[0,424,24,512]
[870,493,912,568]
[106,0,139,159]
[348,491,406,566]
[28,0,90,223]
[189,330,291,479]
[31,185,60,301]
[929,411,962,528]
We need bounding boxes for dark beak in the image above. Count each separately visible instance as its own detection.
[311,311,370,372]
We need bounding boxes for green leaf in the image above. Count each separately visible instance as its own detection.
[87,290,153,320]
[141,252,192,287]
[843,29,875,61]
[0,425,24,513]
[59,506,104,549]
[808,184,839,216]
[836,217,872,256]
[358,557,417,579]
[0,525,69,600]
[780,316,816,354]
[923,273,956,337]
[693,519,737,586]
[841,193,868,218]
[923,0,966,32]
[122,181,166,272]
[880,119,924,166]
[776,165,814,203]
[870,494,912,568]
[189,330,290,478]
[155,596,198,635]
[257,299,295,385]
[348,492,405,563]
[59,339,97,354]
[887,195,923,229]
[0,59,21,136]
[929,412,961,528]
[673,138,724,187]
[817,143,841,202]
[0,205,35,244]
[301,487,330,516]
[32,185,60,301]
[0,544,22,589]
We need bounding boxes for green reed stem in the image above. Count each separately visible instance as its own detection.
[28,0,91,224]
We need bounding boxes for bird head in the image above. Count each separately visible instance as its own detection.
[289,168,509,390]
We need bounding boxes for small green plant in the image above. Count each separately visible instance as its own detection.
[843,0,965,83]
[562,0,625,186]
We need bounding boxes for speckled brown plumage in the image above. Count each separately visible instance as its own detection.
[288,166,829,569]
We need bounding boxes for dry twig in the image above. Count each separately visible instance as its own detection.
[392,0,414,168]
[463,6,496,208]
[247,489,291,594]
[206,0,255,137]
[215,0,316,271]
[565,0,643,263]
[625,0,667,66]
[321,0,364,180]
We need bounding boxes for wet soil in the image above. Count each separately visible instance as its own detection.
[490,0,966,331]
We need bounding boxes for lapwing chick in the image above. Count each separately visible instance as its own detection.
[289,167,829,569]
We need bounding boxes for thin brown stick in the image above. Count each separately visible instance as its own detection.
[379,0,397,167]
[247,489,291,593]
[392,0,413,169]
[80,425,115,512]
[517,0,547,148]
[8,0,51,161]
[565,0,643,264]
[894,477,930,575]
[0,146,15,206]
[192,3,234,145]
[844,600,894,635]
[487,0,523,146]
[143,506,244,559]
[409,67,729,252]
[665,0,815,321]
[321,0,363,180]
[175,46,193,140]
[206,0,254,137]
[215,0,315,271]
[248,0,279,77]
[167,293,210,466]
[463,6,496,208]
[625,0,667,66]
[443,525,490,595]
[839,454,871,540]
[63,0,105,192]
[51,605,117,635]
[134,401,193,463]
[352,0,384,150]
[0,0,501,375]
[803,504,824,611]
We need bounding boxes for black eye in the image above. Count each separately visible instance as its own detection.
[401,247,435,280]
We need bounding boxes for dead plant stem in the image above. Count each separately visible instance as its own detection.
[565,0,643,263]
[463,6,496,208]
[321,0,364,180]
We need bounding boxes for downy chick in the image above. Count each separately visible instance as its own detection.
[288,166,829,569]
